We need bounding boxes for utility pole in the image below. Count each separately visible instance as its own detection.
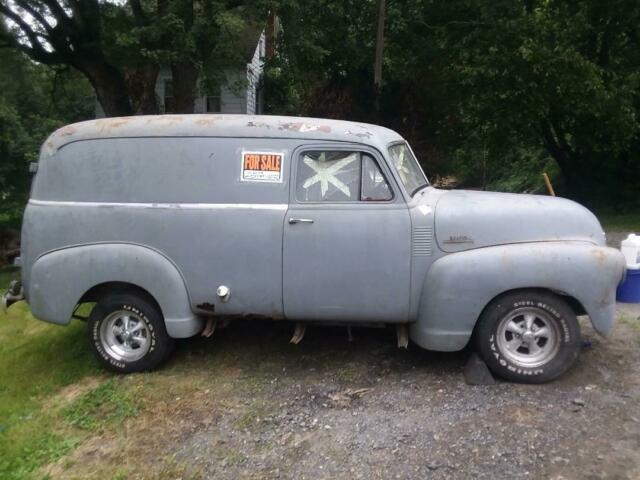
[374,0,386,114]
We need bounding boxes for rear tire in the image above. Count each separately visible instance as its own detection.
[475,290,581,383]
[88,293,174,373]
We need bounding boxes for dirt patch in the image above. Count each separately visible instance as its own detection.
[41,304,640,479]
[49,376,104,408]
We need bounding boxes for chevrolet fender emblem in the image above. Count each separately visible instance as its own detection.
[443,235,474,244]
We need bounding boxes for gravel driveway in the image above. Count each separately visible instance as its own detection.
[48,307,640,479]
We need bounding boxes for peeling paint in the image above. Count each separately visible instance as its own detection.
[247,121,272,129]
[278,122,331,134]
[344,129,372,139]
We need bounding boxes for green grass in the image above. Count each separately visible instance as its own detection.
[63,379,139,431]
[596,211,640,232]
[0,267,102,479]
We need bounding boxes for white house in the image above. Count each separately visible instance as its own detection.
[96,30,267,117]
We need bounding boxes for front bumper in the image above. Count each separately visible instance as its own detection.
[2,280,24,312]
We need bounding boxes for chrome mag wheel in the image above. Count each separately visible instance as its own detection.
[99,310,151,362]
[496,307,561,368]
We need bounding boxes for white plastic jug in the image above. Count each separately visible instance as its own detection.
[621,234,640,269]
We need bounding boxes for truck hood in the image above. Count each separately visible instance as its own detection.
[434,190,605,253]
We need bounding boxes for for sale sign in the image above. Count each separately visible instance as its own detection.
[241,151,284,183]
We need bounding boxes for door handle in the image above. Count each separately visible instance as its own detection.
[288,218,314,224]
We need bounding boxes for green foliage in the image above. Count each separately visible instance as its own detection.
[266,0,640,207]
[452,144,559,194]
[596,211,640,233]
[435,0,640,205]
[63,379,139,431]
[0,49,93,220]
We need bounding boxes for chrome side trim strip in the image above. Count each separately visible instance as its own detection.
[29,199,288,211]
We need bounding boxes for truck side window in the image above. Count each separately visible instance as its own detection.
[296,151,392,203]
[297,151,361,202]
[361,154,392,201]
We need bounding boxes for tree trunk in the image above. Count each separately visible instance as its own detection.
[170,62,199,114]
[77,59,132,117]
[125,65,160,115]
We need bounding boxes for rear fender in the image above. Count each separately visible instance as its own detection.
[409,242,626,351]
[28,243,203,338]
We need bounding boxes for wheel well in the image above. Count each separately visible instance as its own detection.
[77,281,163,316]
[482,287,587,318]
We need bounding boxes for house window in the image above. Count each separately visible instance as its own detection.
[164,80,174,113]
[206,95,221,113]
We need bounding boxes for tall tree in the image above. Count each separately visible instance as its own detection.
[430,0,640,206]
[0,1,266,116]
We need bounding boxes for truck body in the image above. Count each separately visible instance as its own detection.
[5,114,626,381]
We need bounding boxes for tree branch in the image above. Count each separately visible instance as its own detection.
[0,4,60,63]
[13,1,54,34]
[39,0,73,27]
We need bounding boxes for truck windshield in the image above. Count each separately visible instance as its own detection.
[388,143,429,196]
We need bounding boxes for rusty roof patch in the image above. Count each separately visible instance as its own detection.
[195,117,216,127]
[55,125,78,137]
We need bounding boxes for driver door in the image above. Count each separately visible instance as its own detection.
[282,145,411,322]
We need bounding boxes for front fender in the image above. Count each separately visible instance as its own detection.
[409,242,626,351]
[28,243,203,338]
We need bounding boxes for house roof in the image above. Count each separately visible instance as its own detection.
[43,114,405,156]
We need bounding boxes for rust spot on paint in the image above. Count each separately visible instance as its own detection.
[94,117,130,133]
[108,118,130,129]
[56,125,77,137]
[146,115,185,128]
[195,117,216,127]
[590,248,607,266]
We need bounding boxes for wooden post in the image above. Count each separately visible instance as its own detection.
[543,172,556,196]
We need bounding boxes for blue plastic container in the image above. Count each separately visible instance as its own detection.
[617,268,640,303]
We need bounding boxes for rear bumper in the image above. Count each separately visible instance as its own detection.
[2,280,24,312]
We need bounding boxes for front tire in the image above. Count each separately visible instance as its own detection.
[475,290,581,383]
[88,293,174,373]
